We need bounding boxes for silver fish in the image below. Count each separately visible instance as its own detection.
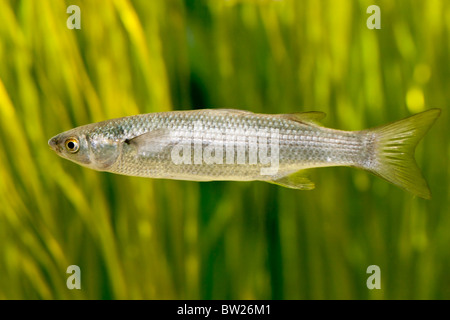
[48,108,440,199]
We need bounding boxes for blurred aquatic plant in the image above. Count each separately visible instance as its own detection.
[0,0,448,299]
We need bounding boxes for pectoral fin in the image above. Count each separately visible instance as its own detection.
[126,129,172,156]
[268,171,315,190]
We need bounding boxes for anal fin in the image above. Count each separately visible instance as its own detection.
[267,171,315,190]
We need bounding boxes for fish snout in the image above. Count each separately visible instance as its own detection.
[48,137,60,152]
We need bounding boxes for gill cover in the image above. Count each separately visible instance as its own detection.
[88,136,120,170]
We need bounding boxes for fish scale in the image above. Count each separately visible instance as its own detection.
[110,111,364,179]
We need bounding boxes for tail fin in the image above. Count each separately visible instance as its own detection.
[367,109,441,199]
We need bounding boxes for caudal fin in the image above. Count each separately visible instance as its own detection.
[367,109,441,199]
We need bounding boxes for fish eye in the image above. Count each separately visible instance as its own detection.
[65,138,80,153]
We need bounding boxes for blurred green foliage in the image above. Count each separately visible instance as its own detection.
[0,0,448,299]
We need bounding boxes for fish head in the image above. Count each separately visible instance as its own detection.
[48,125,120,171]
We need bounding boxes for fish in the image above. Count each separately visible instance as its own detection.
[48,108,440,199]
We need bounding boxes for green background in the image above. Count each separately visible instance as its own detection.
[0,0,448,299]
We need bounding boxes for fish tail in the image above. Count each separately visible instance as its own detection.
[366,109,441,199]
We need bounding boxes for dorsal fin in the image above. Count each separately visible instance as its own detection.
[282,111,326,126]
[217,108,255,114]
[193,108,255,114]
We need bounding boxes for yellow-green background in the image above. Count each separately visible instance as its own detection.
[0,0,448,299]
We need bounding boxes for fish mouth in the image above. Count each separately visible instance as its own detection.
[48,137,60,152]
